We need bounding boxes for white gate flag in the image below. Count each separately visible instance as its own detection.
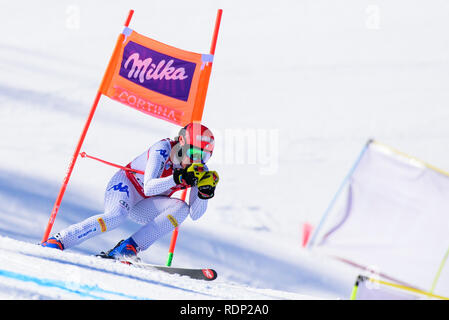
[308,140,449,295]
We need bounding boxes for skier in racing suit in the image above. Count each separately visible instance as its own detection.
[41,123,218,260]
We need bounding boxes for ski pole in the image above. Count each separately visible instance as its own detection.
[79,152,144,175]
[166,227,179,266]
[166,189,186,267]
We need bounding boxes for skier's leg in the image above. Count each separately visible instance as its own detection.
[130,196,190,251]
[54,170,142,249]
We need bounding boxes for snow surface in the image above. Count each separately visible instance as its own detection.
[1,0,449,300]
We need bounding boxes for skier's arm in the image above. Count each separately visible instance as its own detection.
[188,186,208,221]
[143,142,177,196]
[187,163,209,220]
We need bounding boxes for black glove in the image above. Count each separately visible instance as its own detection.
[198,184,216,199]
[173,163,205,186]
[197,171,219,199]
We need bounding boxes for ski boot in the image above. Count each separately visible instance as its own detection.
[97,238,141,263]
[41,236,64,250]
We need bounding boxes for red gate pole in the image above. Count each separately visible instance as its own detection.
[41,10,135,243]
[209,9,223,55]
[166,9,223,266]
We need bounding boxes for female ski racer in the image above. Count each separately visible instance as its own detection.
[41,122,219,261]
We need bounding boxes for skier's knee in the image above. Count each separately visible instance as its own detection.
[164,200,189,229]
[102,207,129,230]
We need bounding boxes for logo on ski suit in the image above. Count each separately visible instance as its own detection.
[156,149,169,160]
[108,182,130,198]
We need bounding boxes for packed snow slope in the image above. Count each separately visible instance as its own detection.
[0,236,321,300]
[1,0,449,299]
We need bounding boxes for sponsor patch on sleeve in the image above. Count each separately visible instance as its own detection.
[97,218,107,232]
[167,214,178,228]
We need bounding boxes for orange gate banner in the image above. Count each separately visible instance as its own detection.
[100,27,214,126]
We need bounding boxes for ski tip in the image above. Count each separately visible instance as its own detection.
[202,268,217,281]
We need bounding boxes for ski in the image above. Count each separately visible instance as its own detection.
[131,262,217,281]
[96,253,217,281]
[95,243,217,281]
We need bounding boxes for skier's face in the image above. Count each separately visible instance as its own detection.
[170,136,192,168]
[172,135,211,168]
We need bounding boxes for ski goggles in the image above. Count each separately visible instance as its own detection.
[186,146,212,164]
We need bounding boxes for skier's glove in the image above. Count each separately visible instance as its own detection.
[197,171,219,199]
[173,163,206,187]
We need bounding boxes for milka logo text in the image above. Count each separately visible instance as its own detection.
[125,53,189,83]
[119,41,195,101]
